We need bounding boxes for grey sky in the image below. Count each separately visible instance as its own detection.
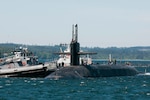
[0,0,150,47]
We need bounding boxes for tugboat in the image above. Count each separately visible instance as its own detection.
[46,24,139,79]
[0,47,54,78]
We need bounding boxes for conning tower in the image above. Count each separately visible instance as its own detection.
[70,24,80,66]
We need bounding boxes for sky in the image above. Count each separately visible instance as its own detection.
[0,0,150,47]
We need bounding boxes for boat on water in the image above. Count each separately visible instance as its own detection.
[138,68,150,76]
[0,47,54,78]
[46,24,139,79]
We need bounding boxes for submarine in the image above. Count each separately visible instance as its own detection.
[45,24,138,79]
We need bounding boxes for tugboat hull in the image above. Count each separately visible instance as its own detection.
[0,65,54,78]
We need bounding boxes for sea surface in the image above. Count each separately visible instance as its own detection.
[0,64,150,100]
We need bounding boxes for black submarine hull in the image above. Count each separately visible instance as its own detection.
[45,65,138,79]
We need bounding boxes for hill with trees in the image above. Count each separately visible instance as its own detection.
[0,43,150,60]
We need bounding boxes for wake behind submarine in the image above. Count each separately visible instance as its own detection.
[46,24,138,79]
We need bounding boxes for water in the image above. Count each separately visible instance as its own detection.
[0,73,150,100]
[1,59,150,100]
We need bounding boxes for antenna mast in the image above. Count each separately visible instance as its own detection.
[75,24,78,42]
[72,24,74,41]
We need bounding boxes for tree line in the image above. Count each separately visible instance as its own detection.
[0,43,150,60]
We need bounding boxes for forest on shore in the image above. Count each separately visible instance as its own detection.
[0,43,150,60]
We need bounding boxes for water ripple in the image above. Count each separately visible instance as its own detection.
[0,71,150,99]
